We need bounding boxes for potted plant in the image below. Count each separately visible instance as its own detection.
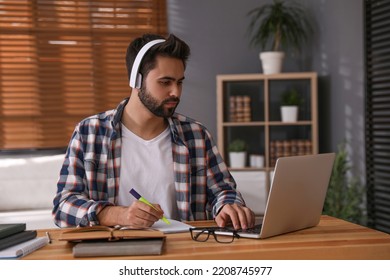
[280,88,302,122]
[228,139,247,168]
[246,0,312,74]
[323,143,366,225]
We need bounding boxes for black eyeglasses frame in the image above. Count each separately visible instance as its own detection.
[189,227,240,243]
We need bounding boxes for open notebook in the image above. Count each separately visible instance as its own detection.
[217,153,335,239]
[152,219,194,233]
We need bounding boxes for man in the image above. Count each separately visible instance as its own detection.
[53,33,255,230]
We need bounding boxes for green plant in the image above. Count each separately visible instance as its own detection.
[246,0,312,52]
[323,143,367,225]
[281,89,302,106]
[228,139,247,152]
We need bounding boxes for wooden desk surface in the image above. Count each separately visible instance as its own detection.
[24,216,390,260]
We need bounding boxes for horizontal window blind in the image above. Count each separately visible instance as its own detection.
[365,0,390,233]
[0,0,167,150]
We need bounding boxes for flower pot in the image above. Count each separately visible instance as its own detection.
[281,106,298,122]
[259,51,285,74]
[229,152,246,168]
[249,154,264,168]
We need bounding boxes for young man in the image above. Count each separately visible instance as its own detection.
[53,34,255,230]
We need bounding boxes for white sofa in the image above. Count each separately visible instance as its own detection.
[0,154,65,230]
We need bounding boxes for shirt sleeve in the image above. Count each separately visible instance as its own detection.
[203,129,246,217]
[52,125,113,227]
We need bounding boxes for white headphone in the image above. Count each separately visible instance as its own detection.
[129,39,166,89]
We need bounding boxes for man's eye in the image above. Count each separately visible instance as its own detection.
[160,80,171,86]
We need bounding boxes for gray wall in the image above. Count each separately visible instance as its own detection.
[167,0,365,179]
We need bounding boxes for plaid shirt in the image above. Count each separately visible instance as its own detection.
[53,98,245,227]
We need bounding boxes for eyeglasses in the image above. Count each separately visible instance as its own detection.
[189,227,240,243]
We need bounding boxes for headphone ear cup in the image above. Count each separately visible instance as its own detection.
[135,73,142,89]
[129,39,165,89]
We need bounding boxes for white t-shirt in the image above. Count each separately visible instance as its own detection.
[118,123,180,220]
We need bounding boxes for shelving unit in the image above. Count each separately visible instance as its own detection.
[217,72,318,196]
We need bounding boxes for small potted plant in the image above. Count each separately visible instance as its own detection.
[246,0,312,74]
[280,88,302,122]
[228,139,247,168]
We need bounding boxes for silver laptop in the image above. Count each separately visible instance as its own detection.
[217,153,336,239]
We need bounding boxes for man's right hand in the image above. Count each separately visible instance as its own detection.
[97,201,164,227]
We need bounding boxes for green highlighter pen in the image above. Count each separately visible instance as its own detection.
[129,188,171,225]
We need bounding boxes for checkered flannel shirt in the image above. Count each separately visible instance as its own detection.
[52,98,246,227]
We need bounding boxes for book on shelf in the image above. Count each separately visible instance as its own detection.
[72,237,165,258]
[229,95,251,122]
[270,139,313,167]
[229,96,237,122]
[0,223,26,239]
[0,230,37,251]
[0,236,49,259]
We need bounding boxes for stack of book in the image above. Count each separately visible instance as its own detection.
[270,139,313,167]
[59,225,166,258]
[0,223,48,259]
[229,95,251,122]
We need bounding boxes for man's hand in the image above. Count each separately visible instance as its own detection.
[215,204,255,230]
[98,201,164,227]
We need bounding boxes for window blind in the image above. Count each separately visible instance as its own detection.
[365,0,390,233]
[0,0,167,150]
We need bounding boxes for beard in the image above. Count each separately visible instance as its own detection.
[138,86,180,118]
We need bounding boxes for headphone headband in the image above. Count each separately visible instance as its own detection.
[129,39,166,89]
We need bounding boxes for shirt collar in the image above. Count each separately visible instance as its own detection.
[112,97,129,128]
[167,116,181,144]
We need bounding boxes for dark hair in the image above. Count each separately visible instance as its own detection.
[125,34,191,82]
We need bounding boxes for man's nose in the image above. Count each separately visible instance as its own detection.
[170,85,181,97]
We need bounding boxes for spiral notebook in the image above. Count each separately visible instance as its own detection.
[0,236,49,259]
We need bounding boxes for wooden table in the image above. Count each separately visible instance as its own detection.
[24,216,390,260]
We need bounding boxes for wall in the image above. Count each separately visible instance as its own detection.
[307,0,365,178]
[167,0,365,179]
[0,0,365,216]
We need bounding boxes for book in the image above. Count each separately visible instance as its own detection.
[0,223,26,239]
[72,237,165,257]
[0,237,48,259]
[59,225,164,242]
[0,230,37,251]
[229,96,237,122]
[229,95,252,122]
[59,219,192,243]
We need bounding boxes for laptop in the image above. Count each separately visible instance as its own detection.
[217,153,336,239]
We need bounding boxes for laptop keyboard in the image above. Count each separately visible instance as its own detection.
[219,224,262,234]
[237,224,262,234]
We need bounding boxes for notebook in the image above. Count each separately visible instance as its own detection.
[0,230,37,251]
[0,236,49,259]
[217,153,336,239]
[0,223,26,239]
[151,219,194,233]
